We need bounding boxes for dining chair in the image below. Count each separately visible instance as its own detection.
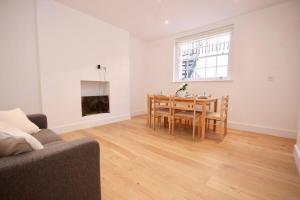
[195,95,212,112]
[152,95,172,134]
[171,97,201,141]
[186,95,212,128]
[206,96,229,135]
[147,94,154,128]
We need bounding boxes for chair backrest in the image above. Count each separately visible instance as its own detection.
[172,96,197,112]
[153,95,172,112]
[195,95,212,112]
[206,95,212,111]
[147,94,154,109]
[220,96,229,121]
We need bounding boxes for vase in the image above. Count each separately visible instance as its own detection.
[176,90,186,97]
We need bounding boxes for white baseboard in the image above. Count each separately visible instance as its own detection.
[294,145,300,176]
[51,114,131,134]
[131,109,147,117]
[229,121,297,139]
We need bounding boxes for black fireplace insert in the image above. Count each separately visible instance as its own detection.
[81,95,110,116]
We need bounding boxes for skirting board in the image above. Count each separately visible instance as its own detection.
[294,145,300,176]
[52,114,131,134]
[228,121,297,139]
[130,110,297,139]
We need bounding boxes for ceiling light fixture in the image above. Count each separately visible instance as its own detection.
[164,20,169,25]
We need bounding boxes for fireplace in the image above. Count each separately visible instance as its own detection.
[81,96,109,116]
[81,81,110,117]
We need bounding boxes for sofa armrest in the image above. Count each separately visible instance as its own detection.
[27,114,48,129]
[0,138,101,200]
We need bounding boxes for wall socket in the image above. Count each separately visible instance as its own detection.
[97,64,107,71]
[267,76,274,82]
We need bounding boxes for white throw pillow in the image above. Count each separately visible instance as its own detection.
[0,121,43,150]
[0,108,40,134]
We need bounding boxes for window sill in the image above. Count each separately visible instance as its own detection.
[172,78,233,83]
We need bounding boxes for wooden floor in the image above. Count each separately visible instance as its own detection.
[62,115,300,200]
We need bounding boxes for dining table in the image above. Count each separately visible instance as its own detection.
[147,95,218,140]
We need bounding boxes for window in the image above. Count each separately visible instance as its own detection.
[174,26,233,81]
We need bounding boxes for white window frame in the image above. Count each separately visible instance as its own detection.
[173,25,233,82]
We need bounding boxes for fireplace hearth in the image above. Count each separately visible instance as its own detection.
[81,80,110,117]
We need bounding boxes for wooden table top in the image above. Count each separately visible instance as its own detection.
[148,94,218,103]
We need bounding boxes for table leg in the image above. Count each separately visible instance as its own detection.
[147,96,152,128]
[198,117,201,138]
[164,116,167,128]
[201,102,206,140]
[150,99,152,128]
[213,99,218,132]
[147,96,149,126]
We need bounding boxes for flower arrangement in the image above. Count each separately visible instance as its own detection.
[176,83,188,96]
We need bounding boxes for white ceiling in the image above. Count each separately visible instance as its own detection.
[56,0,290,40]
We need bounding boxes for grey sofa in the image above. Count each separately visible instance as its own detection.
[0,114,101,200]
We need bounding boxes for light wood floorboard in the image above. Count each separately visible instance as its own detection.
[62,115,300,200]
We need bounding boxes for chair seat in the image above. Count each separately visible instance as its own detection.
[206,112,221,120]
[174,111,200,118]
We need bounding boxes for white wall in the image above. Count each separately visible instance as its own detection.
[0,0,42,114]
[129,36,149,116]
[36,0,130,132]
[137,0,300,138]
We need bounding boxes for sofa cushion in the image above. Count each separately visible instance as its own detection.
[0,132,33,157]
[32,129,62,145]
